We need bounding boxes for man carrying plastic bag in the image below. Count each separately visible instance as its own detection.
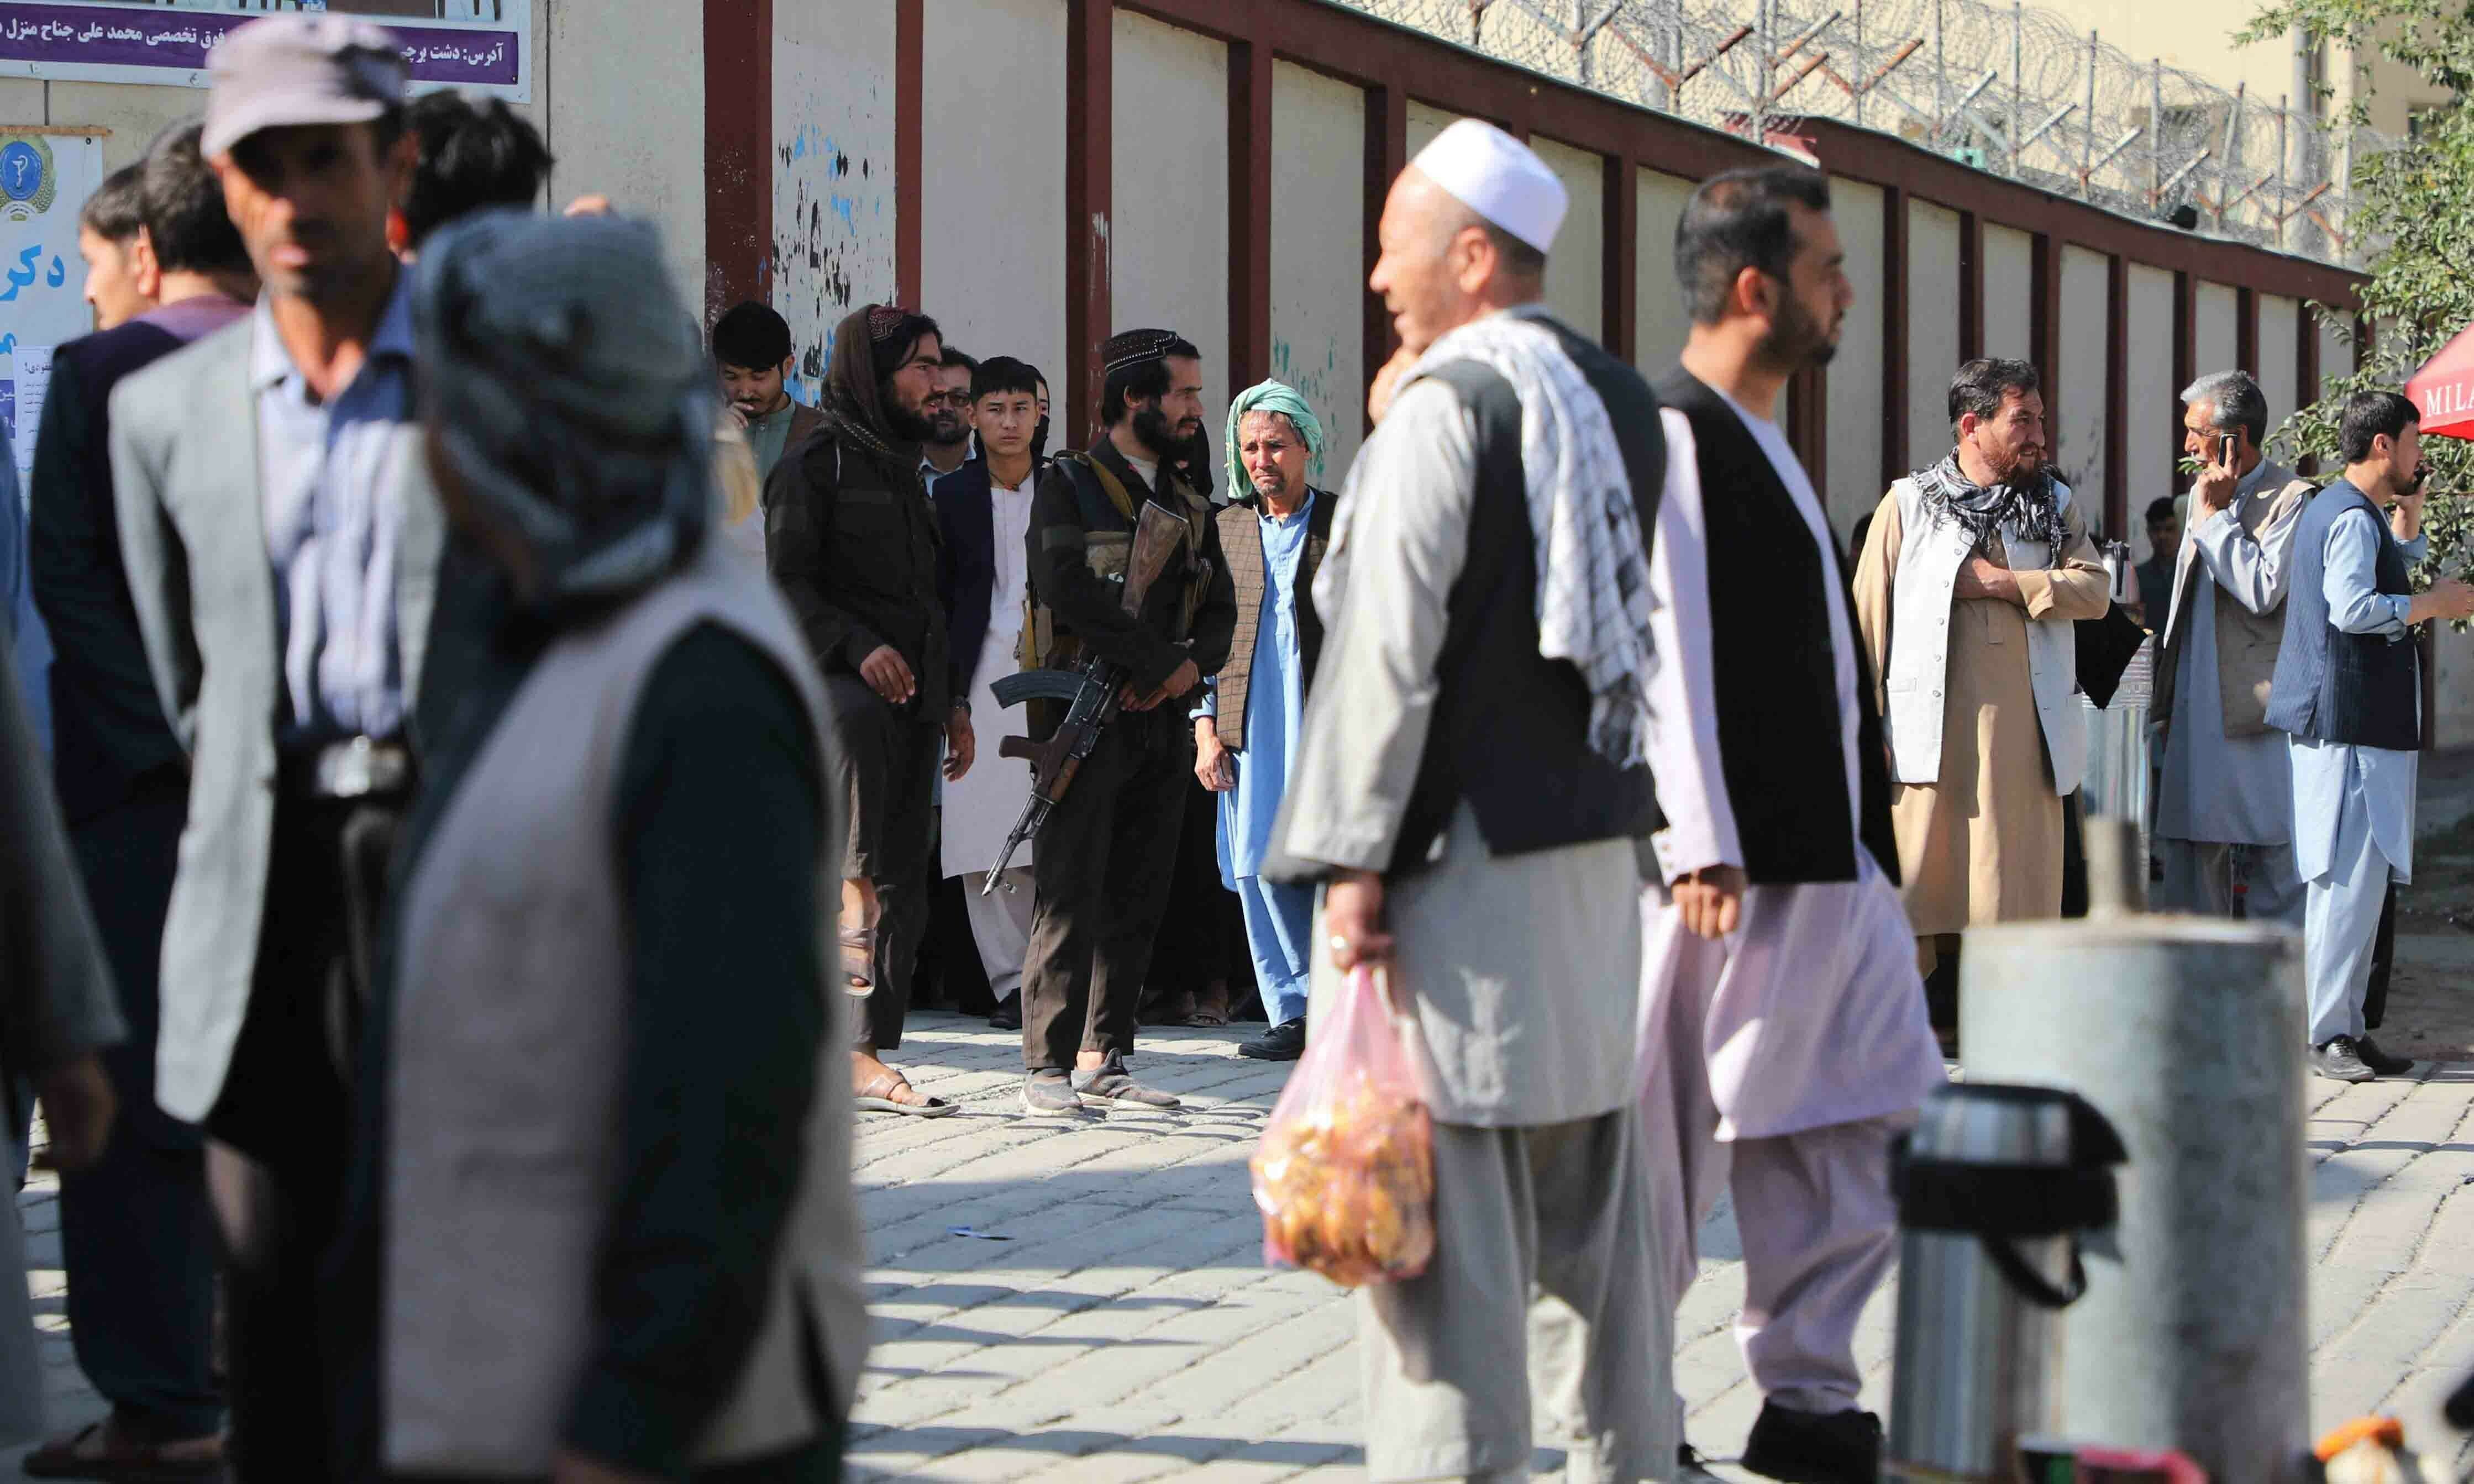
[1263,119,1673,1484]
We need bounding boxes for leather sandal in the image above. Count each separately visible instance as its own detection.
[855,1069,956,1117]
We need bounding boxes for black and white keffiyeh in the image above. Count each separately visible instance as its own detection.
[1321,311,1656,767]
[1911,453,2064,554]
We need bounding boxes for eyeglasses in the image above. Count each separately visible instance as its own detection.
[922,391,968,409]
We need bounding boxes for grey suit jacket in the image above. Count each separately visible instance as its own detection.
[108,318,443,1122]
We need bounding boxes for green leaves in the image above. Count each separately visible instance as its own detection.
[2254,0,2474,589]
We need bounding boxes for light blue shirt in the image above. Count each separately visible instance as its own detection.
[254,270,418,745]
[2324,510,2422,640]
[1201,490,1316,885]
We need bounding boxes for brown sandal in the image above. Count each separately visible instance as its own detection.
[838,925,876,997]
[855,1069,956,1118]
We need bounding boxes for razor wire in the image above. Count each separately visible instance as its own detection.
[1340,0,2389,265]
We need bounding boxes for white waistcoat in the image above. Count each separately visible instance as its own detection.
[1881,476,2086,796]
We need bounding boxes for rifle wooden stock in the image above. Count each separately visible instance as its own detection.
[979,499,1190,893]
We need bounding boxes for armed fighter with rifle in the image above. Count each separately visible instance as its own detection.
[998,329,1237,1118]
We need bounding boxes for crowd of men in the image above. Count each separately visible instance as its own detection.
[0,10,2460,1484]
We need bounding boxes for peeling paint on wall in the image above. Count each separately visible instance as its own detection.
[771,8,897,407]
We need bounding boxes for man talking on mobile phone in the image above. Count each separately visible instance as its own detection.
[2267,391,2474,1082]
[2150,371,2318,929]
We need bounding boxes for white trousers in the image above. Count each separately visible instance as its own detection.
[2302,789,2393,1047]
[2152,836,2306,927]
[960,865,1035,1001]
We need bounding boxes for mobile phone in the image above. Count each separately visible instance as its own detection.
[2218,434,2237,469]
[2409,461,2430,494]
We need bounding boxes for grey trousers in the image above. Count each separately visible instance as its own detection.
[1357,1108,1674,1483]
[2152,836,2305,927]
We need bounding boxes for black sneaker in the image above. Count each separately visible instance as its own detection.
[1021,1070,1090,1117]
[989,993,1022,1032]
[2312,1036,2377,1083]
[1740,1401,1882,1483]
[1238,1017,1306,1061]
[1677,1442,1729,1482]
[2357,1034,2416,1077]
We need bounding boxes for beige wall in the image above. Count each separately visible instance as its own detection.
[1982,223,2032,362]
[1406,101,1459,155]
[1112,10,1229,443]
[1908,199,1962,467]
[1531,135,1602,343]
[2194,281,2237,384]
[2125,263,2178,560]
[2060,245,2110,508]
[2315,310,2354,406]
[773,0,897,399]
[2256,293,2300,456]
[1269,60,1367,477]
[1824,180,1884,532]
[1635,168,1693,376]
[921,0,1067,391]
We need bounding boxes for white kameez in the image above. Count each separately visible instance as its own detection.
[1636,393,1946,1418]
[939,471,1039,880]
[1636,398,1945,1141]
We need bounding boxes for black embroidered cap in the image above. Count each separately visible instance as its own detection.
[1101,328,1184,376]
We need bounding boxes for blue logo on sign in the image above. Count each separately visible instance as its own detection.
[0,143,40,203]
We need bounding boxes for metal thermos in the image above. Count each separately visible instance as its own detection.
[1887,1083,2126,1483]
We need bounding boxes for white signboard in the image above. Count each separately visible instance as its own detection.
[0,131,101,471]
[0,0,530,103]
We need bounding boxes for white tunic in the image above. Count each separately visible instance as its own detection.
[1637,396,1946,1141]
[940,470,1039,879]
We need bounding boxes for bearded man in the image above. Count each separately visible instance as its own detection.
[1637,164,1947,1484]
[1013,329,1236,1117]
[766,302,973,1118]
[1852,359,2111,997]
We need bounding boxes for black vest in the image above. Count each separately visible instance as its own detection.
[1388,317,1665,876]
[1652,370,1899,886]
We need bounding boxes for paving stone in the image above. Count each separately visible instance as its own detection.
[22,1015,2474,1480]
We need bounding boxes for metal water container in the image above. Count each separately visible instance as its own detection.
[1888,1083,2126,1482]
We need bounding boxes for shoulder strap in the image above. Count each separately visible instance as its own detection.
[1055,449,1136,522]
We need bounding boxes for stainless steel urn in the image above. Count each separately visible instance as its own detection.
[1886,1082,2126,1482]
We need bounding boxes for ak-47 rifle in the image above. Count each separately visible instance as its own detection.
[981,500,1194,894]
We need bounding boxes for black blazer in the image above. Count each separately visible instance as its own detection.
[934,454,1051,696]
[29,303,245,824]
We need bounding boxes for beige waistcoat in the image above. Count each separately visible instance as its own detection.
[385,541,867,1475]
[2153,459,2316,739]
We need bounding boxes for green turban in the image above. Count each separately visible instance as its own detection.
[1224,378,1326,501]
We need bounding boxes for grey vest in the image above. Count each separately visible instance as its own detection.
[385,542,868,1474]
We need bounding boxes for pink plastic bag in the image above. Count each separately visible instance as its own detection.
[1248,965,1436,1287]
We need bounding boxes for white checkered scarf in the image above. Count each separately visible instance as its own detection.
[1321,312,1654,767]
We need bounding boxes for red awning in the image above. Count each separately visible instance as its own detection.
[2406,322,2474,439]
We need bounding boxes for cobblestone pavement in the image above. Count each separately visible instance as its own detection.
[14,1021,2474,1479]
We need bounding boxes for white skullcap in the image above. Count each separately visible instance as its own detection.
[1410,119,1568,254]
